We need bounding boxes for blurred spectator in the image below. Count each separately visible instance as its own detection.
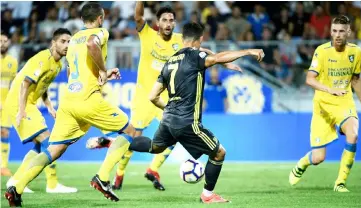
[310,5,331,39]
[247,4,270,40]
[56,2,71,22]
[174,5,187,33]
[22,10,39,38]
[20,28,46,63]
[214,1,232,19]
[63,5,83,34]
[39,7,62,40]
[207,5,223,39]
[190,11,200,24]
[1,9,14,35]
[203,67,228,113]
[272,6,292,40]
[278,32,296,84]
[215,23,231,41]
[225,6,250,41]
[32,2,56,21]
[112,1,135,19]
[290,2,310,38]
[6,1,32,20]
[259,27,281,77]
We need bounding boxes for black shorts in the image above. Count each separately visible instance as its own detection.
[152,123,220,159]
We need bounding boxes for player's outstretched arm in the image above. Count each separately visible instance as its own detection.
[134,1,145,31]
[200,48,243,72]
[16,78,32,126]
[351,75,361,102]
[204,49,265,68]
[306,71,347,96]
[149,82,167,110]
[87,35,107,85]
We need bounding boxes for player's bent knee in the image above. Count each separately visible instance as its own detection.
[123,124,136,137]
[1,128,9,138]
[312,154,325,165]
[151,145,166,154]
[47,144,68,162]
[214,145,226,161]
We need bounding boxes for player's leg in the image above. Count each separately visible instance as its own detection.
[145,109,175,190]
[289,106,336,186]
[1,127,12,176]
[85,94,135,201]
[334,116,358,192]
[177,124,229,203]
[6,143,69,206]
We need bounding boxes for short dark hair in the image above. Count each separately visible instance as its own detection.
[332,15,351,25]
[156,6,176,20]
[52,28,71,40]
[182,22,204,41]
[81,3,103,23]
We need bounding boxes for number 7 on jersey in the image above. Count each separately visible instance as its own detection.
[169,63,179,94]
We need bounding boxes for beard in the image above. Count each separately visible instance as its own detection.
[1,48,8,55]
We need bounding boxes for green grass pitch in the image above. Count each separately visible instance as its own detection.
[1,162,360,208]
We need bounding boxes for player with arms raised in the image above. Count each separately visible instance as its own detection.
[127,22,264,203]
[289,16,361,192]
[0,33,18,176]
[4,29,77,194]
[5,3,138,206]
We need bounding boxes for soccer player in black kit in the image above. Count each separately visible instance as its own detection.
[128,22,265,203]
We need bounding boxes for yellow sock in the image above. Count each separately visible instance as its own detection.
[297,151,312,170]
[44,162,58,189]
[15,152,50,194]
[116,150,133,176]
[98,135,132,181]
[336,144,356,185]
[1,141,10,168]
[149,146,174,172]
[13,150,38,180]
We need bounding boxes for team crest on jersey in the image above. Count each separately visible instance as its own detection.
[172,43,179,51]
[349,55,354,63]
[7,63,12,69]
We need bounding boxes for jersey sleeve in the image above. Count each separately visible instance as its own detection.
[192,50,209,71]
[354,48,361,76]
[93,29,109,46]
[23,56,46,83]
[138,23,154,40]
[309,47,323,75]
[157,65,167,84]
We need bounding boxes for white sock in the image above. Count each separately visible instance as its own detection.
[202,188,213,197]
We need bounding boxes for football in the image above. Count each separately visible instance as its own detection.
[179,159,205,184]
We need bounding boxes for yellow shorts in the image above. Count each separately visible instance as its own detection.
[49,92,129,145]
[1,107,12,128]
[130,87,167,130]
[7,104,48,144]
[310,100,358,148]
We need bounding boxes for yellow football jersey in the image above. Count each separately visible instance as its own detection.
[1,54,18,104]
[137,23,183,92]
[309,42,361,104]
[65,28,109,100]
[5,49,62,107]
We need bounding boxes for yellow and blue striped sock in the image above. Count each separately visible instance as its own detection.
[116,150,133,176]
[296,151,312,170]
[149,145,174,172]
[98,134,132,181]
[336,142,356,185]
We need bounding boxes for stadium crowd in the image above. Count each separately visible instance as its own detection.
[1,1,361,87]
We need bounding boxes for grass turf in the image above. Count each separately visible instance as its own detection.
[1,162,360,208]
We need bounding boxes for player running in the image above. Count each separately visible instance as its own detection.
[4,28,77,194]
[289,15,361,192]
[86,1,241,191]
[126,22,264,203]
[0,33,18,176]
[5,3,137,206]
